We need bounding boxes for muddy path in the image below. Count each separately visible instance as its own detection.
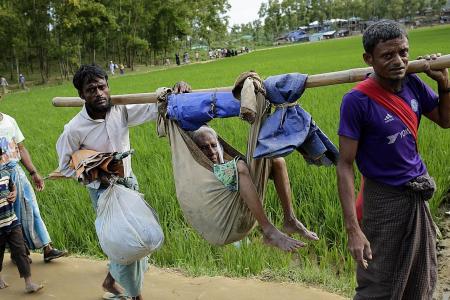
[1,253,347,300]
[434,193,450,300]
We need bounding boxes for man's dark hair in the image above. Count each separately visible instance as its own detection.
[363,20,408,54]
[73,64,108,92]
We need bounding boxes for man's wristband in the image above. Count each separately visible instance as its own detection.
[29,170,36,176]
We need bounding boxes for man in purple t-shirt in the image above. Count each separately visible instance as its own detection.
[337,20,449,299]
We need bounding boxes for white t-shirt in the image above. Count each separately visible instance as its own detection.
[0,113,25,165]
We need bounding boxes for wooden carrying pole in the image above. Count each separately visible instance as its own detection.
[52,54,450,107]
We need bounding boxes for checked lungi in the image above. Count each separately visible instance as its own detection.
[355,176,437,300]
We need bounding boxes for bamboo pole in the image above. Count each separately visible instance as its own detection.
[52,54,450,107]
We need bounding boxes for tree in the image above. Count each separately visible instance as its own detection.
[259,0,284,40]
[192,0,230,50]
[0,4,26,81]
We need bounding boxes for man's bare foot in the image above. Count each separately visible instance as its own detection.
[262,226,305,252]
[24,282,43,293]
[283,219,319,241]
[0,277,9,289]
[102,272,124,295]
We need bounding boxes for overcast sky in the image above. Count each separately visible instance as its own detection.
[227,0,266,26]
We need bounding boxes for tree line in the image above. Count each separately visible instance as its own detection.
[233,0,447,47]
[1,0,448,84]
[0,0,229,83]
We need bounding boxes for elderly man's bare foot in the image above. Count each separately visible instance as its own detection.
[283,219,319,241]
[102,272,124,295]
[0,277,9,289]
[262,226,305,252]
[24,282,43,293]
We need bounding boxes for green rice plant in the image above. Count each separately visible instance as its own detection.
[0,25,449,297]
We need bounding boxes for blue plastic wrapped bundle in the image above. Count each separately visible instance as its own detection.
[166,92,240,131]
[298,121,338,166]
[255,73,338,165]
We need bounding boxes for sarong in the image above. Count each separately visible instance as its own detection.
[7,163,51,250]
[88,174,148,298]
[355,177,437,300]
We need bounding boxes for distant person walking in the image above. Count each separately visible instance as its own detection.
[119,64,125,75]
[109,61,115,75]
[175,53,180,66]
[195,51,199,62]
[18,74,27,90]
[183,52,189,64]
[0,76,8,96]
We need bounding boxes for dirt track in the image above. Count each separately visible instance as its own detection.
[434,208,450,300]
[1,253,347,300]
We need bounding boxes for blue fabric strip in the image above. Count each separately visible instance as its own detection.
[167,92,240,131]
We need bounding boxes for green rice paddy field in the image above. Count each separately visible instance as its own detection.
[1,25,449,296]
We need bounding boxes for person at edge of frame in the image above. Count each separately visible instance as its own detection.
[337,20,449,300]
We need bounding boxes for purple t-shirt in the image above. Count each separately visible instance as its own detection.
[338,74,438,186]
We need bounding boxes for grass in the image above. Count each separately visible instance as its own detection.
[1,24,449,297]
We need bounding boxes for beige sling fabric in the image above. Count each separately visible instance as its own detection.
[159,77,271,245]
[232,71,265,124]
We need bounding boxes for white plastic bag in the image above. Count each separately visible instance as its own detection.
[95,184,164,265]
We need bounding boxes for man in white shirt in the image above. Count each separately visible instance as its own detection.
[0,76,8,97]
[109,61,115,75]
[56,64,182,300]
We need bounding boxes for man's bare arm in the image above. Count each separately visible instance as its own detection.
[18,143,44,191]
[337,136,371,268]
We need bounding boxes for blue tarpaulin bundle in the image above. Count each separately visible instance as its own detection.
[164,74,338,165]
[255,73,338,165]
[166,92,240,131]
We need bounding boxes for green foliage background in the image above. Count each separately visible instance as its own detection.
[1,25,449,296]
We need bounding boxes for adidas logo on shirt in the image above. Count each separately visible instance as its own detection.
[384,113,394,123]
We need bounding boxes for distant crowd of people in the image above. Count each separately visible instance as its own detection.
[208,46,249,60]
[166,47,250,67]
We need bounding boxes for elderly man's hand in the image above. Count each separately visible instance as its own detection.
[172,81,192,94]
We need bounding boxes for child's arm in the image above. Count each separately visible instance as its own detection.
[7,180,16,203]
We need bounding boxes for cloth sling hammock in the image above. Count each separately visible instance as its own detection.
[156,75,272,245]
[156,72,338,245]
